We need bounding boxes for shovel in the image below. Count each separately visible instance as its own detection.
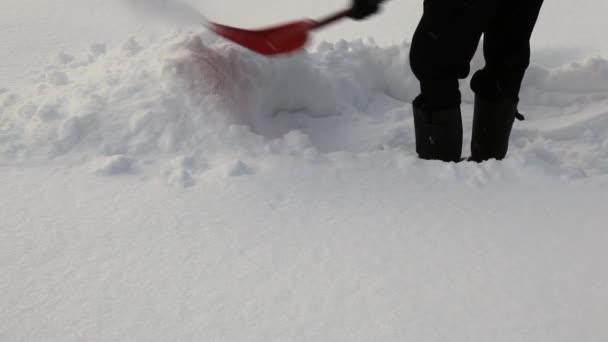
[204,9,351,56]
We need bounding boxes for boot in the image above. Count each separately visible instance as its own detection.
[469,95,523,162]
[413,99,463,162]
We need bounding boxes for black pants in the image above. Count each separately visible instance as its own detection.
[410,0,544,109]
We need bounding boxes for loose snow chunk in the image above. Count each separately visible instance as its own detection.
[167,168,195,187]
[94,155,134,176]
[56,116,87,149]
[225,160,254,178]
[283,130,313,154]
[166,156,199,187]
[35,101,64,122]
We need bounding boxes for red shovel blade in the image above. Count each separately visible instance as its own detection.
[205,20,315,56]
[205,10,350,56]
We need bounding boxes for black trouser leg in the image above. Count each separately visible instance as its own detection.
[410,0,500,109]
[409,0,500,161]
[471,0,545,100]
[410,0,544,162]
[469,0,544,161]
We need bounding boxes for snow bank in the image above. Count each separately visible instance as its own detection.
[1,31,607,183]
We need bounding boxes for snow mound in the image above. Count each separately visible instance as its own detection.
[1,31,607,182]
[0,32,415,173]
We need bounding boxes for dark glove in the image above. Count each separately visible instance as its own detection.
[349,0,386,20]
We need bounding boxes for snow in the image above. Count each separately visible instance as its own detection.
[1,0,608,340]
[2,165,608,340]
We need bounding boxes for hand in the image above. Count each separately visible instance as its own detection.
[348,0,386,20]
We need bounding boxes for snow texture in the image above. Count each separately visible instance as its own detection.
[1,0,608,341]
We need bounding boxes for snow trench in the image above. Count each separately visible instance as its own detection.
[0,31,607,182]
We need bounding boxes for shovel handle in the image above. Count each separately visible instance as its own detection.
[311,9,351,30]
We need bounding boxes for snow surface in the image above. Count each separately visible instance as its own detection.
[1,0,608,340]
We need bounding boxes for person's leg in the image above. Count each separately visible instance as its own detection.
[472,0,544,100]
[410,0,500,161]
[469,0,544,161]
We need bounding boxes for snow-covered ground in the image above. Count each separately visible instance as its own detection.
[1,0,608,340]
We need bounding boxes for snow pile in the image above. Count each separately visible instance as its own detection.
[1,31,608,184]
[0,32,416,179]
[523,58,608,105]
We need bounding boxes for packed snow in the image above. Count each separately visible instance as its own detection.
[1,0,608,341]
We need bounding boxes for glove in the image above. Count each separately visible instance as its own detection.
[348,0,386,20]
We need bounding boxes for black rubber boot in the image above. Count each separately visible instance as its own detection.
[413,99,463,162]
[469,96,523,162]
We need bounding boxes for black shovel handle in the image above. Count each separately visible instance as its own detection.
[311,9,352,30]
